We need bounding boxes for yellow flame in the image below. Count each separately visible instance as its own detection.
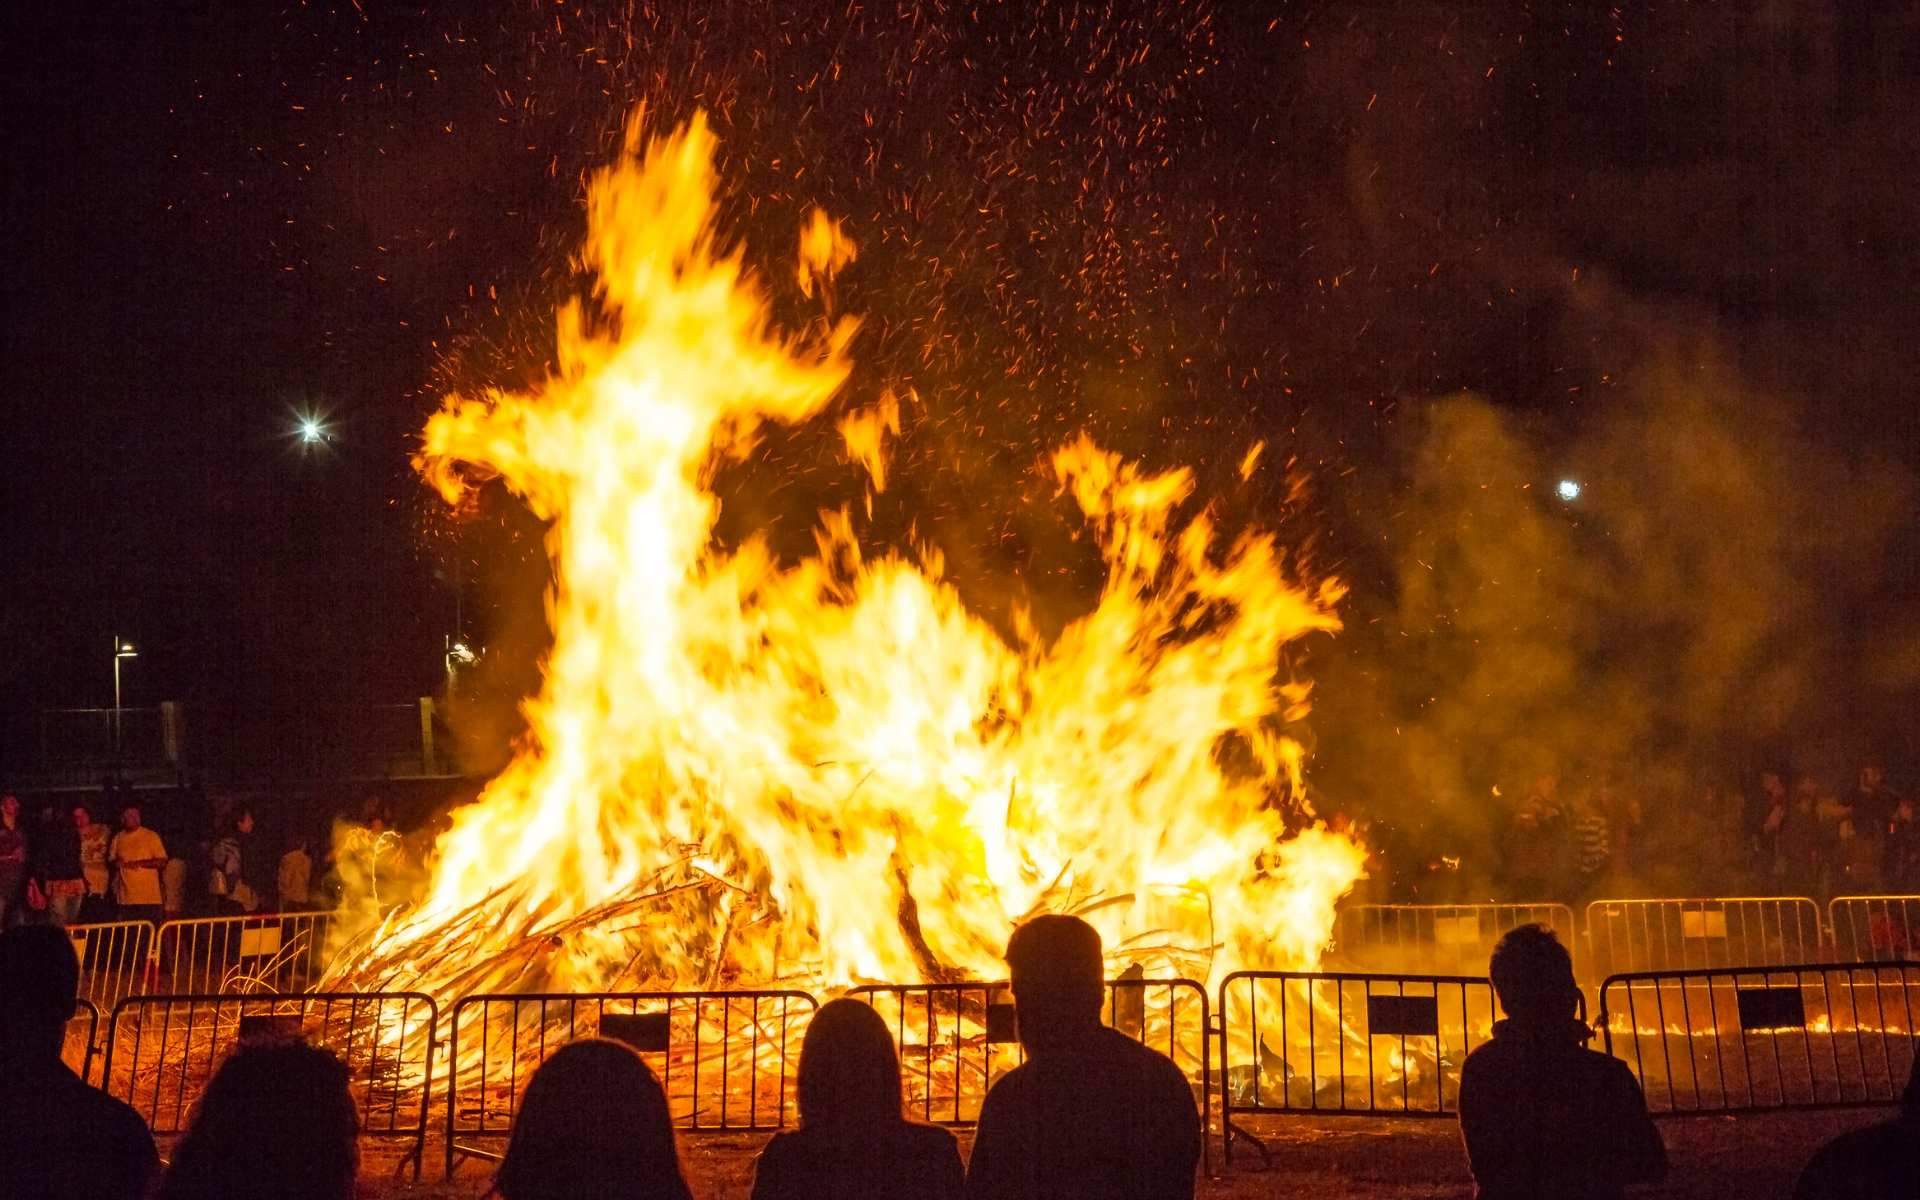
[362,110,1364,996]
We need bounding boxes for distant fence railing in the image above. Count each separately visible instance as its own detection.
[443,990,817,1180]
[1216,970,1501,1164]
[1585,898,1824,978]
[64,998,100,1083]
[101,992,437,1176]
[1596,962,1920,1116]
[1334,903,1579,979]
[69,920,157,1011]
[1828,897,1920,963]
[154,912,336,994]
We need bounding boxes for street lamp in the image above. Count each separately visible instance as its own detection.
[112,638,137,753]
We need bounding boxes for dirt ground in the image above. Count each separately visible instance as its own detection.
[353,1108,1886,1199]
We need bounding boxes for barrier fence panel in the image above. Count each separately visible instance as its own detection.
[1217,971,1500,1165]
[64,998,100,1083]
[68,920,156,1010]
[444,990,817,1179]
[102,991,437,1177]
[153,912,336,994]
[848,978,1212,1132]
[1597,962,1920,1116]
[1829,897,1920,963]
[1585,898,1823,978]
[1333,903,1579,979]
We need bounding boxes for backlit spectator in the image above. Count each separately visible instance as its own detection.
[965,914,1200,1200]
[494,1039,693,1200]
[1459,924,1665,1199]
[0,926,158,1199]
[36,804,88,927]
[279,836,314,910]
[157,1039,358,1200]
[1793,1052,1918,1198]
[753,997,964,1200]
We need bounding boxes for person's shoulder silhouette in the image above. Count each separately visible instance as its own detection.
[158,1037,358,1200]
[1793,1055,1920,1200]
[752,997,962,1200]
[1459,924,1665,1200]
[0,925,158,1200]
[496,1038,695,1200]
[965,915,1199,1200]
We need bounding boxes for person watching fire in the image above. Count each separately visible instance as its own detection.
[964,914,1200,1200]
[1459,924,1665,1199]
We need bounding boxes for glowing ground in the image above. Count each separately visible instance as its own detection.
[354,1109,1881,1198]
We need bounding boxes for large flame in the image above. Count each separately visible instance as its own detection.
[342,111,1362,997]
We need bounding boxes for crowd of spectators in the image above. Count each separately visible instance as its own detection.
[0,786,421,932]
[1360,757,1919,905]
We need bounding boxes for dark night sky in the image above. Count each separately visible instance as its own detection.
[4,3,1915,791]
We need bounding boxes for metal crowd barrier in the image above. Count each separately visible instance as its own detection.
[67,920,156,1011]
[1333,903,1580,979]
[848,978,1211,1140]
[1597,962,1920,1116]
[64,998,101,1083]
[443,990,817,1179]
[153,912,336,994]
[1585,897,1823,978]
[1829,896,1920,963]
[1216,970,1500,1164]
[102,991,438,1178]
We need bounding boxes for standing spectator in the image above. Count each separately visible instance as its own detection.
[35,804,88,928]
[109,805,167,926]
[1571,798,1613,897]
[157,1039,358,1200]
[1459,925,1666,1199]
[278,835,314,911]
[1844,763,1902,883]
[1594,775,1644,880]
[752,998,964,1200]
[209,810,260,914]
[75,804,111,920]
[0,793,30,927]
[1752,771,1790,884]
[0,926,159,1199]
[494,1039,694,1200]
[965,914,1200,1200]
[1504,778,1567,899]
[1886,797,1919,893]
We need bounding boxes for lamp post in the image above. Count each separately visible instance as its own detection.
[112,637,137,753]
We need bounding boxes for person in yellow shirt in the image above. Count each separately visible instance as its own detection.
[107,806,166,927]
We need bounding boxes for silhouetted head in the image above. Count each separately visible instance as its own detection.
[1006,914,1105,1052]
[72,804,93,830]
[496,1039,691,1200]
[121,805,142,831]
[0,793,18,823]
[797,998,904,1130]
[157,1039,358,1200]
[1488,924,1580,1028]
[1859,764,1885,792]
[0,925,80,1062]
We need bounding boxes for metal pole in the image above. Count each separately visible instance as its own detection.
[113,636,123,755]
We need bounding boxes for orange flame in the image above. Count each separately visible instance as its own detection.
[357,110,1363,996]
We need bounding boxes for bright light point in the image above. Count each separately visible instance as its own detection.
[1556,478,1581,501]
[300,419,325,444]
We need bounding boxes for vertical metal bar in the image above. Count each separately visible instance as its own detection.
[1674,969,1702,1107]
[1252,973,1264,1110]
[1340,977,1352,1112]
[720,992,732,1129]
[1306,975,1318,1111]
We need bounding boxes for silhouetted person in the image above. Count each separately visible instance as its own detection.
[1459,924,1665,1200]
[0,925,158,1200]
[965,914,1200,1200]
[158,1037,358,1200]
[495,1038,694,1200]
[753,997,964,1200]
[1793,1053,1920,1199]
